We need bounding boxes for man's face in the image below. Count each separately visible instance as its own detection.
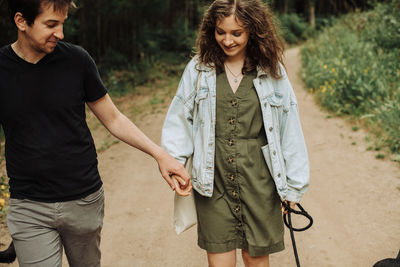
[23,3,68,55]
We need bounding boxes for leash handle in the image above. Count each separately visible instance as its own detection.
[281,202,313,267]
[282,202,313,232]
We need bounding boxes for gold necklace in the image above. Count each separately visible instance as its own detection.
[224,64,243,83]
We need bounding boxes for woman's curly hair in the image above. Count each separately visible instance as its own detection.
[196,0,284,79]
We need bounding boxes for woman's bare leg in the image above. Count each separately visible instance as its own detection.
[207,250,236,267]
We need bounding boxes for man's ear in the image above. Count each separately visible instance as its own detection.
[14,12,27,31]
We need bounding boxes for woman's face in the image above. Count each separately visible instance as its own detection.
[215,14,249,61]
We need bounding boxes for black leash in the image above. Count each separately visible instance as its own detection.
[282,202,313,267]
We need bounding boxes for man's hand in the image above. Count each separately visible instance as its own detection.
[154,148,191,192]
[87,94,191,191]
[172,175,192,196]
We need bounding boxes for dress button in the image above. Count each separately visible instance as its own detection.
[234,206,241,213]
[273,151,276,156]
[231,99,238,107]
[269,127,273,132]
[229,117,236,125]
[277,173,281,178]
[228,139,234,146]
[232,191,238,198]
[227,157,234,164]
[229,174,235,181]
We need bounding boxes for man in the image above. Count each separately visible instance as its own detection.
[0,0,190,266]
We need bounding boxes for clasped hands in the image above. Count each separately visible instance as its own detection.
[171,174,192,196]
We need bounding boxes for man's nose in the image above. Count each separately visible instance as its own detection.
[54,25,64,40]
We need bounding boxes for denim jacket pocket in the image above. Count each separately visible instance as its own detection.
[266,92,283,107]
[194,88,208,103]
[194,88,209,127]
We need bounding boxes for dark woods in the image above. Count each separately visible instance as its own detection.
[0,0,383,74]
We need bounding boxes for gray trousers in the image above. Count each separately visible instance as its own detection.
[7,187,105,267]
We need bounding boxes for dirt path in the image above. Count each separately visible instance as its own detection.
[1,47,399,267]
[98,47,400,267]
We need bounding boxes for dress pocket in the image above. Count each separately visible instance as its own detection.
[261,144,273,175]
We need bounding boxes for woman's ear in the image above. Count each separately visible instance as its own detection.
[14,12,27,31]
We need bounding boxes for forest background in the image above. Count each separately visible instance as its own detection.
[0,0,399,216]
[0,0,383,88]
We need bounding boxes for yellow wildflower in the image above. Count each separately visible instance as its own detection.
[4,193,10,198]
[331,68,336,73]
[332,80,336,85]
[323,65,328,69]
[0,185,5,190]
[321,86,327,93]
[0,198,4,207]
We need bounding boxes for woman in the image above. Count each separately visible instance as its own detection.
[162,0,309,266]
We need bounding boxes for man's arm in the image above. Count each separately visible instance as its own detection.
[87,94,191,193]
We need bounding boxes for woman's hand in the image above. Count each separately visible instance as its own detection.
[281,201,297,214]
[172,175,193,196]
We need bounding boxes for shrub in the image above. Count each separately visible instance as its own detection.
[0,176,9,217]
[279,13,309,44]
[301,0,400,154]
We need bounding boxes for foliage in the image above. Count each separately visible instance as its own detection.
[279,13,310,44]
[103,57,187,97]
[278,13,337,45]
[0,176,9,217]
[301,0,400,155]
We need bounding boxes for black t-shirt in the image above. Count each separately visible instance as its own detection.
[0,42,107,202]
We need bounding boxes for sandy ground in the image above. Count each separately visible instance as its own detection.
[1,47,399,267]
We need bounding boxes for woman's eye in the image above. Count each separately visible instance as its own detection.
[216,31,224,35]
[47,24,56,28]
[233,32,242,37]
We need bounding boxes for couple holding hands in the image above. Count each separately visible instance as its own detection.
[0,0,309,266]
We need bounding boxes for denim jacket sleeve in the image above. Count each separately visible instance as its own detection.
[161,58,198,165]
[278,66,310,202]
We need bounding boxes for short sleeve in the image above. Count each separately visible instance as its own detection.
[82,50,108,102]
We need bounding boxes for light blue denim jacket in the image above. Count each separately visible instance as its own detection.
[161,57,309,202]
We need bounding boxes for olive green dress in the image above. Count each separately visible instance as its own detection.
[193,71,284,257]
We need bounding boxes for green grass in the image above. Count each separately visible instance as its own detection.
[301,1,400,157]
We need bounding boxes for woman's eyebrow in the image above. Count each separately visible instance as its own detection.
[215,26,243,32]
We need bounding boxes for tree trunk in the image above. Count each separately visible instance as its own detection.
[283,0,288,14]
[78,5,87,49]
[96,0,102,62]
[309,0,315,28]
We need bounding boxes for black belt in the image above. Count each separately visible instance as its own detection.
[282,202,313,267]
